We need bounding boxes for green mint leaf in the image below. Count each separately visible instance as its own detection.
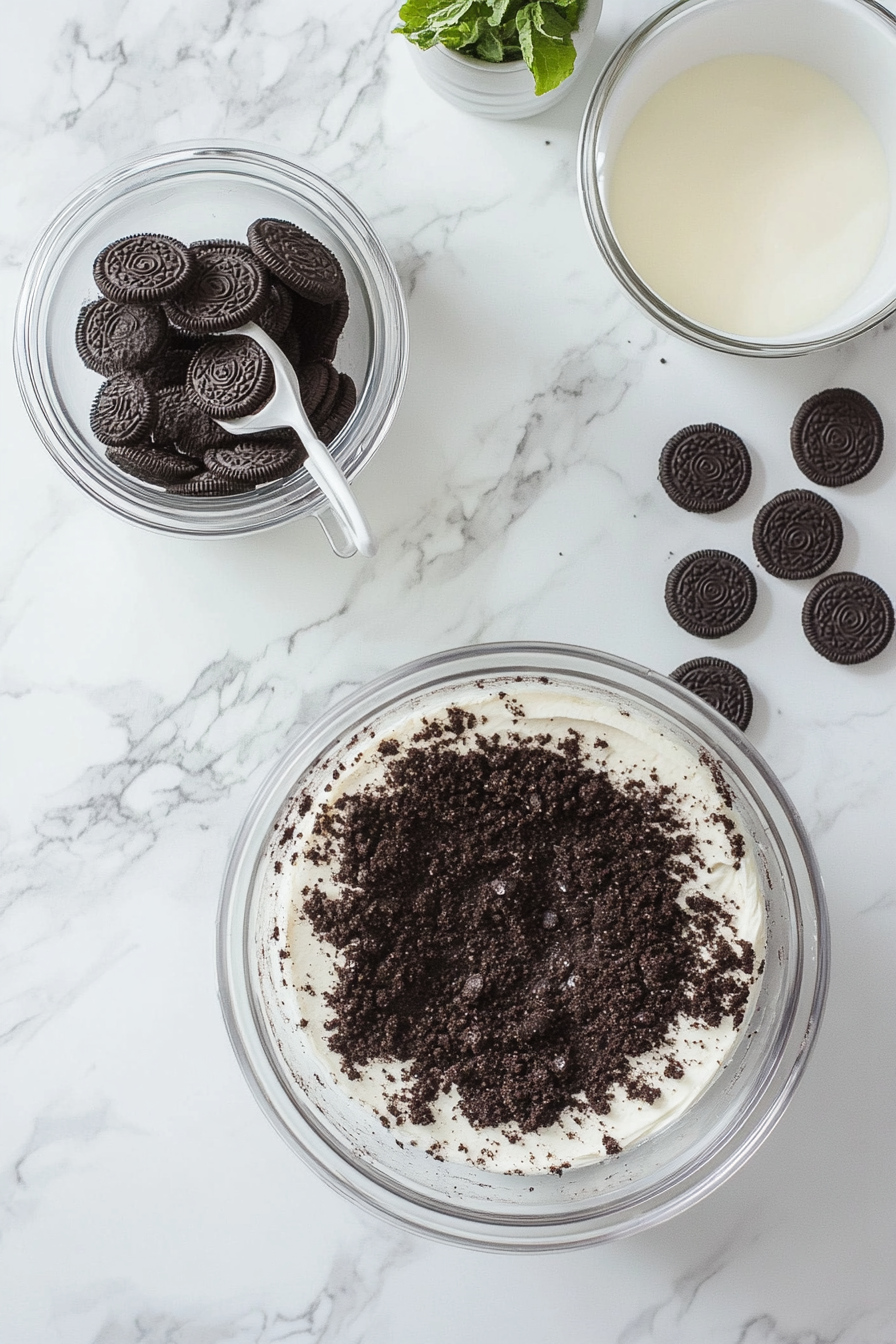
[474,26,504,59]
[425,0,481,31]
[516,1,576,93]
[485,0,515,23]
[395,0,448,30]
[533,0,572,39]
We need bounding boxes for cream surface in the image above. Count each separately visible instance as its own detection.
[257,682,765,1174]
[608,54,889,337]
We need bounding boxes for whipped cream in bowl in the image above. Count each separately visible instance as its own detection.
[218,643,828,1250]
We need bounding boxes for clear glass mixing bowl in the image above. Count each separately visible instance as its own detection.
[14,143,408,546]
[217,642,828,1250]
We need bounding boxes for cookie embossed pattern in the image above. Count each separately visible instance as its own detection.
[660,389,894,720]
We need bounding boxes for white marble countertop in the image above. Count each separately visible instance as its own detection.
[3,0,896,1338]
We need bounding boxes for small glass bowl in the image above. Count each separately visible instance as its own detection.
[577,0,896,357]
[14,143,408,543]
[217,642,829,1251]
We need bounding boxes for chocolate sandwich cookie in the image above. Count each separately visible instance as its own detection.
[318,293,350,361]
[670,657,753,731]
[257,280,294,342]
[75,299,168,376]
[93,233,195,305]
[753,489,843,580]
[317,373,357,445]
[166,471,247,496]
[309,361,341,427]
[802,572,894,664]
[89,373,156,447]
[188,335,274,419]
[106,445,203,486]
[153,385,231,453]
[665,550,757,638]
[277,321,303,371]
[659,423,751,513]
[290,293,350,362]
[203,439,302,484]
[297,360,333,418]
[791,388,883,486]
[247,218,346,305]
[164,241,270,335]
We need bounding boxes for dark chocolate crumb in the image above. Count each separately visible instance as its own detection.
[302,717,756,1134]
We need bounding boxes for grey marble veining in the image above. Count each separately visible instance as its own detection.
[2,0,896,1339]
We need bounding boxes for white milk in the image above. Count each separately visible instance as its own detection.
[608,54,889,337]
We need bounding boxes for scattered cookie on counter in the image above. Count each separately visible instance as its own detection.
[665,550,757,638]
[752,489,843,580]
[802,572,894,664]
[791,387,883,486]
[670,657,753,731]
[659,422,752,513]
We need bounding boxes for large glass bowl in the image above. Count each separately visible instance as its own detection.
[217,642,828,1251]
[577,0,896,357]
[14,143,408,542]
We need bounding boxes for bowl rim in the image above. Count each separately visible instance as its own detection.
[13,139,409,536]
[216,639,829,1250]
[576,0,896,358]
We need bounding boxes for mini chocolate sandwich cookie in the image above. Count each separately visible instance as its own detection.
[93,233,195,305]
[89,373,156,447]
[257,280,294,342]
[297,360,333,418]
[248,218,346,304]
[188,336,274,419]
[166,470,246,496]
[203,440,302,484]
[106,445,202,486]
[76,299,168,376]
[309,361,341,427]
[317,373,357,445]
[670,657,753,731]
[660,423,751,513]
[164,241,270,335]
[791,388,883,487]
[802,572,894,664]
[665,550,757,638]
[289,293,350,362]
[753,489,843,580]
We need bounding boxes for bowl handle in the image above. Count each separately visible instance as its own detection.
[315,505,361,558]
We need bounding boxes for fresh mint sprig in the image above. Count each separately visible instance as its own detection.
[394,0,582,95]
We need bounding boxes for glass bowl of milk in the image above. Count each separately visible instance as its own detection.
[578,0,896,356]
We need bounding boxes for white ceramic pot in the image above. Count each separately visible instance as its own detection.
[408,1,602,120]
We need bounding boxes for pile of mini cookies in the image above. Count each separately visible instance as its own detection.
[75,221,356,495]
[660,389,893,730]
